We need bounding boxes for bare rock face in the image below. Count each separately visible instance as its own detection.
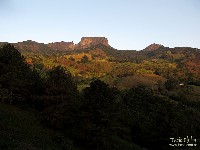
[48,41,75,51]
[144,43,164,51]
[75,37,109,49]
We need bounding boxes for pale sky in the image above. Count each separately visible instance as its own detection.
[0,0,200,50]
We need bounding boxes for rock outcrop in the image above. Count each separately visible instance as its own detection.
[75,37,109,49]
[48,41,75,51]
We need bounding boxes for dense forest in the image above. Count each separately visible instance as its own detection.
[0,43,200,150]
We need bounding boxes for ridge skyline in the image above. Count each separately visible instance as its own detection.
[1,38,199,51]
[1,0,199,50]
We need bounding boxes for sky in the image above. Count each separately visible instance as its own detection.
[0,0,200,50]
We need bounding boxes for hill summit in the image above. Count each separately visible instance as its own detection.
[75,37,109,49]
[144,43,164,51]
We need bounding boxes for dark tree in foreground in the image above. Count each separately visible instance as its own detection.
[41,66,80,129]
[45,66,77,96]
[0,44,43,105]
[73,80,140,150]
[120,86,200,150]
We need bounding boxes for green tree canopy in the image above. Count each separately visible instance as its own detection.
[45,66,77,96]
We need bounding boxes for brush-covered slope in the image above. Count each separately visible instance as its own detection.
[1,39,200,89]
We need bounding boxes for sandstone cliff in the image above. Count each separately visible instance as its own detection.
[75,37,109,49]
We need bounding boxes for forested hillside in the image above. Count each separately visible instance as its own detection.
[0,43,200,150]
[2,40,199,90]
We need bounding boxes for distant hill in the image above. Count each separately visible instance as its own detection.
[1,38,199,59]
[1,38,200,68]
[143,43,164,51]
[0,37,110,54]
[1,38,200,88]
[48,41,75,51]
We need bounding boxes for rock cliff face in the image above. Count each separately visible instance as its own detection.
[75,37,109,49]
[48,41,74,51]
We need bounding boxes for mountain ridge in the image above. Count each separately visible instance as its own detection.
[1,37,200,52]
[0,39,200,90]
[0,37,110,52]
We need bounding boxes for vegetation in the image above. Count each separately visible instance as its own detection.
[0,43,200,149]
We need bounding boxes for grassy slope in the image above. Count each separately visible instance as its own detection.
[0,103,74,150]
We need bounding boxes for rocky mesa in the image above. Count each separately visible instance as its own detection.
[75,37,110,49]
[48,37,110,50]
